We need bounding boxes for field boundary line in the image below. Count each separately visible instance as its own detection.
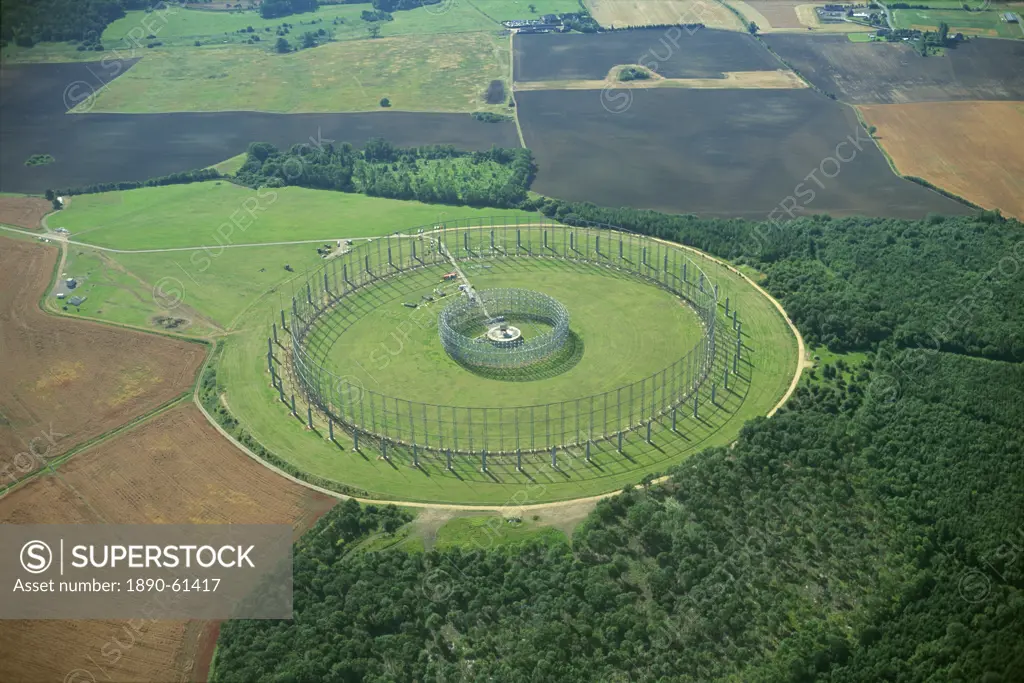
[0,392,194,498]
[510,32,527,148]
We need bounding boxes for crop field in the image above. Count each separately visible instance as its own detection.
[514,29,778,81]
[0,237,205,483]
[0,59,138,119]
[730,0,875,32]
[892,8,1024,39]
[0,99,518,194]
[584,0,745,30]
[516,88,972,219]
[78,33,508,114]
[859,100,1024,220]
[0,404,335,682]
[58,182,536,250]
[764,34,1024,102]
[514,68,807,91]
[0,195,51,229]
[218,228,799,504]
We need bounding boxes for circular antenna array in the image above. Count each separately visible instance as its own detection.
[438,289,570,369]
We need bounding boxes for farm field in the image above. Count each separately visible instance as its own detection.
[516,88,972,219]
[514,29,778,81]
[98,0,579,50]
[58,182,537,249]
[77,33,508,114]
[584,0,745,30]
[217,233,799,504]
[0,404,335,682]
[0,237,205,485]
[730,0,875,32]
[514,68,807,90]
[859,100,1024,220]
[763,34,1024,102]
[0,90,519,194]
[892,8,1024,39]
[0,195,51,229]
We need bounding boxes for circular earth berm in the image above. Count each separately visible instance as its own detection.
[285,218,718,458]
[439,288,570,369]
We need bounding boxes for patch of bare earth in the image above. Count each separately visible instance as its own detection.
[0,237,205,476]
[0,404,336,683]
[0,195,52,229]
[514,69,806,91]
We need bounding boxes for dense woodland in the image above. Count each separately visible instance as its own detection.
[214,348,1024,682]
[0,0,158,46]
[236,139,535,208]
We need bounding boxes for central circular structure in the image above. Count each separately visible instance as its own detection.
[439,288,570,369]
[486,325,522,343]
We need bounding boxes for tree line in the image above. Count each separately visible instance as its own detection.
[0,0,160,47]
[236,139,536,208]
[46,168,221,199]
[260,0,319,20]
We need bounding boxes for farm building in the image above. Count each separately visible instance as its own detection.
[1002,12,1019,23]
[68,296,86,306]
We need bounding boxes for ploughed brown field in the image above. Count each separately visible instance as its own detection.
[859,100,1024,220]
[0,195,52,230]
[0,237,205,480]
[0,404,336,683]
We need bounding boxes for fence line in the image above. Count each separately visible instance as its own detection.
[281,217,720,457]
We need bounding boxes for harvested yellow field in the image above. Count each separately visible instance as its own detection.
[586,0,745,30]
[515,69,807,90]
[859,101,1024,220]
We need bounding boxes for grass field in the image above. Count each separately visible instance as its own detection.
[319,262,702,408]
[858,100,1024,220]
[432,515,568,550]
[1,0,578,64]
[29,186,798,505]
[57,182,538,249]
[209,153,248,175]
[101,1,579,48]
[56,242,325,333]
[76,32,509,114]
[216,231,799,504]
[892,8,1024,38]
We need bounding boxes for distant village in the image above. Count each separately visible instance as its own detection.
[501,13,592,34]
[815,3,973,42]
